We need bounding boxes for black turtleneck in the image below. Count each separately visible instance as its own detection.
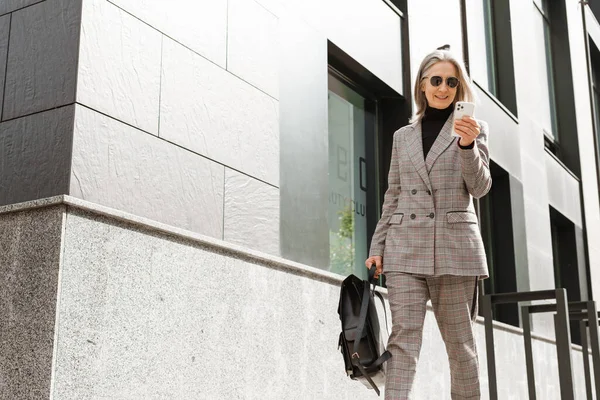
[421,105,453,159]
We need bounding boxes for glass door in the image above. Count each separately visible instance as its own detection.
[327,73,376,279]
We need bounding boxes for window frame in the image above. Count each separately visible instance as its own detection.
[588,38,600,206]
[535,0,560,144]
[462,0,518,117]
[327,68,380,280]
[327,41,410,284]
[482,0,498,95]
[549,206,585,344]
[477,161,520,327]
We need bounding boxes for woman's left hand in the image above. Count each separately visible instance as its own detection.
[454,116,480,146]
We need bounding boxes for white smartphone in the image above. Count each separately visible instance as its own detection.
[452,101,475,138]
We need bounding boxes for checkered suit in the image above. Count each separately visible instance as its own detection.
[384,272,480,399]
[369,115,490,399]
[369,115,491,278]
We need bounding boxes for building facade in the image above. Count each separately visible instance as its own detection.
[1,0,600,398]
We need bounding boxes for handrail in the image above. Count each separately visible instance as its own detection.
[482,288,574,400]
[486,289,557,304]
[527,301,593,314]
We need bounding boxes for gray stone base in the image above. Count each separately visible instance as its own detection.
[0,205,65,399]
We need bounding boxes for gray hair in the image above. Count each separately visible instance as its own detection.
[411,49,476,123]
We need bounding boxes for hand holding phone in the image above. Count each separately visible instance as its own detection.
[452,101,475,138]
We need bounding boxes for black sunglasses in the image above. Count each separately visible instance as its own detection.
[423,76,460,88]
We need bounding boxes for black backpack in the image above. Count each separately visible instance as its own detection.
[337,268,391,396]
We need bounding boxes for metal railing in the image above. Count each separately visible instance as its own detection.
[575,309,600,400]
[521,300,600,399]
[481,289,575,400]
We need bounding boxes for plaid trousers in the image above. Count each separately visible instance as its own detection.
[384,272,480,400]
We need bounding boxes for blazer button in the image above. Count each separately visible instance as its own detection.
[426,190,431,195]
[429,213,435,219]
[411,189,417,195]
[410,213,416,219]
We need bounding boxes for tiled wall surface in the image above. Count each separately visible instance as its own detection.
[1,0,81,120]
[0,106,74,205]
[0,0,281,255]
[70,105,226,238]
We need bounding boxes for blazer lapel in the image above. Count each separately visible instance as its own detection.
[425,114,456,173]
[406,122,432,191]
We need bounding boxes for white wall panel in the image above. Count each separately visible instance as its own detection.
[224,168,280,256]
[107,0,227,67]
[160,38,279,186]
[545,154,583,227]
[227,0,279,99]
[71,105,225,239]
[78,0,162,135]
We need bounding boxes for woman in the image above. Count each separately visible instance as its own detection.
[365,48,491,399]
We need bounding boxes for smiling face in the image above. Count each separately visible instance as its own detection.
[421,61,459,109]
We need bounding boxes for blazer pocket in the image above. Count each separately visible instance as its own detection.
[389,213,404,225]
[446,211,478,224]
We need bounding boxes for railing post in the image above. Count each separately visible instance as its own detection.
[586,302,600,397]
[580,320,593,400]
[554,288,575,400]
[521,306,536,399]
[482,294,497,400]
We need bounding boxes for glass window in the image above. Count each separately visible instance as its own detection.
[590,41,600,179]
[533,0,558,140]
[466,0,492,91]
[327,75,375,278]
[477,161,519,327]
[482,0,497,95]
[465,0,518,115]
[593,86,600,144]
[550,207,583,344]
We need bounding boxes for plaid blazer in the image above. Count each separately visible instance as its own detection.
[369,114,491,278]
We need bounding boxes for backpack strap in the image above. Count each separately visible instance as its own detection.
[352,357,381,396]
[367,266,391,336]
[368,350,392,370]
[352,348,392,396]
[352,283,371,356]
[351,350,392,396]
[373,290,390,337]
[350,281,393,396]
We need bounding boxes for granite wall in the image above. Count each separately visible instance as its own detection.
[0,205,65,399]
